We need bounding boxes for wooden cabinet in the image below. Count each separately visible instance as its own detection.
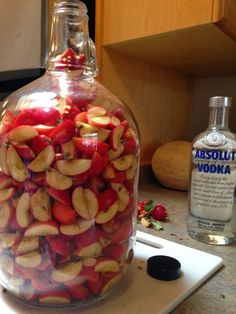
[95,0,236,163]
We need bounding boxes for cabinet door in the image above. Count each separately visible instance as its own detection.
[101,0,215,44]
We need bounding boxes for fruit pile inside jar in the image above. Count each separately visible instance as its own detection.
[0,74,139,304]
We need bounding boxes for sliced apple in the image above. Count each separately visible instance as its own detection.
[56,159,92,176]
[111,183,130,212]
[75,242,102,258]
[31,188,51,222]
[25,221,59,236]
[109,125,125,150]
[0,187,15,202]
[27,145,55,172]
[39,291,71,305]
[7,146,28,182]
[0,233,17,249]
[126,157,138,180]
[51,260,83,282]
[89,116,111,128]
[102,163,116,180]
[97,128,111,141]
[76,121,98,137]
[15,236,39,255]
[0,145,9,175]
[87,106,106,119]
[14,144,35,160]
[95,201,119,224]
[16,192,33,228]
[108,144,124,160]
[15,250,42,268]
[61,140,76,159]
[60,218,93,236]
[83,257,97,267]
[94,257,120,273]
[107,116,121,129]
[46,168,73,190]
[0,201,13,229]
[8,125,38,143]
[72,187,98,219]
[48,188,71,207]
[111,154,134,171]
[100,273,122,295]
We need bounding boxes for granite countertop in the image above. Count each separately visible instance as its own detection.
[138,183,236,314]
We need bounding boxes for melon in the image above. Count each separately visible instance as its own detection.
[151,141,192,191]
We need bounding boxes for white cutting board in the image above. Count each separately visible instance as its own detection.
[0,231,223,314]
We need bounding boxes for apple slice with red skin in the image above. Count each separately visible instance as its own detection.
[14,236,39,255]
[60,218,93,236]
[73,171,89,186]
[87,106,106,119]
[48,188,72,207]
[33,107,61,126]
[8,125,38,143]
[0,111,14,135]
[72,187,99,220]
[52,201,77,225]
[14,144,35,160]
[31,188,52,222]
[27,145,55,172]
[107,116,121,129]
[111,154,134,171]
[110,171,127,184]
[46,168,73,190]
[74,112,88,124]
[95,201,119,224]
[25,221,59,237]
[0,202,13,229]
[100,273,122,295]
[94,257,120,273]
[0,233,18,249]
[89,116,111,128]
[7,146,28,182]
[29,134,51,154]
[51,260,83,283]
[101,217,121,234]
[74,138,109,157]
[0,187,15,202]
[56,158,92,176]
[111,183,130,212]
[109,125,125,151]
[98,188,118,211]
[16,192,33,228]
[113,108,125,122]
[15,250,42,268]
[61,140,76,159]
[102,163,116,180]
[74,226,105,249]
[67,283,89,301]
[74,242,102,258]
[0,146,10,175]
[86,176,106,195]
[76,121,98,137]
[123,138,138,155]
[111,219,133,244]
[80,267,101,282]
[108,144,124,160]
[97,128,111,142]
[39,290,71,305]
[49,120,75,144]
[33,124,56,136]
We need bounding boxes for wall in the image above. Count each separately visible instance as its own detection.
[191,76,236,138]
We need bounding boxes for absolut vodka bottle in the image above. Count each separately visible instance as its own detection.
[187,96,236,245]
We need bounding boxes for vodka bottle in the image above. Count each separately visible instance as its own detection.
[187,96,236,245]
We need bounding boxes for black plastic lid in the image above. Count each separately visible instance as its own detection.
[147,255,181,281]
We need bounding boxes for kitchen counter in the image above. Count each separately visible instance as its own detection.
[138,183,236,314]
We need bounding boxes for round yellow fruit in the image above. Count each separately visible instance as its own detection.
[151,141,192,191]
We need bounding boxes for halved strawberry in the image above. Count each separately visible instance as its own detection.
[52,201,78,225]
[74,138,109,157]
[48,188,72,207]
[29,135,51,154]
[98,189,118,211]
[50,120,75,144]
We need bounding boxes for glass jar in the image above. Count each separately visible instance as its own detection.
[0,0,140,306]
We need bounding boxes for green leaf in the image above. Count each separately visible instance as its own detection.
[143,200,156,212]
[151,221,164,231]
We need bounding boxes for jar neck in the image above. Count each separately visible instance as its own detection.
[208,106,230,131]
[46,0,97,77]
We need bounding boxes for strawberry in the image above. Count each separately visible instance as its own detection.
[52,201,78,225]
[49,120,75,144]
[150,204,167,221]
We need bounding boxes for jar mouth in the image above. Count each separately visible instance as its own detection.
[54,0,88,23]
